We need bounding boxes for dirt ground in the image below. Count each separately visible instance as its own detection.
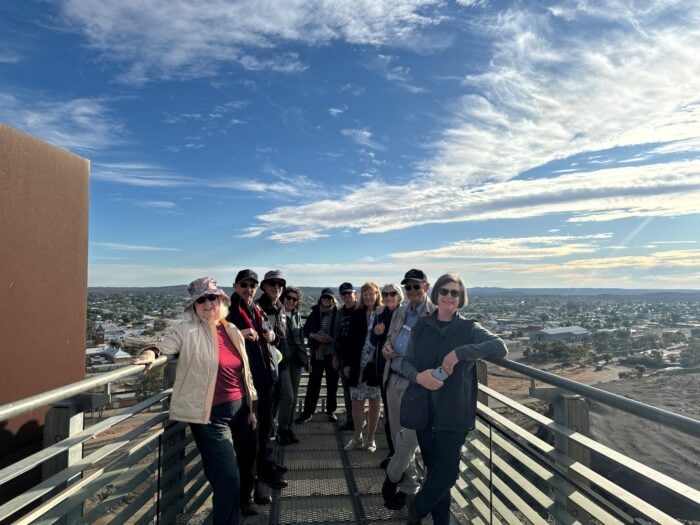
[486,362,700,522]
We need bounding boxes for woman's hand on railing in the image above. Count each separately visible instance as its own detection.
[441,350,458,375]
[132,349,157,372]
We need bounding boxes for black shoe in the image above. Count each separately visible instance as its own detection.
[407,498,422,525]
[327,412,338,422]
[241,500,259,516]
[384,491,407,510]
[253,482,271,505]
[295,414,312,424]
[338,421,354,432]
[379,456,391,470]
[273,463,288,475]
[276,429,300,445]
[263,477,288,489]
[381,473,399,503]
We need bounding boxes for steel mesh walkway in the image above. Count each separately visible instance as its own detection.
[245,412,432,525]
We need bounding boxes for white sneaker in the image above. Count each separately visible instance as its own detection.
[344,436,364,451]
[365,439,377,453]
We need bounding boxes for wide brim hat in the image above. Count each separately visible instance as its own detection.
[186,277,231,309]
[261,269,286,287]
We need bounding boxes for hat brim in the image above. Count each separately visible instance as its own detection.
[401,278,426,285]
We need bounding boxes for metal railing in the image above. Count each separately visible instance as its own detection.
[1,357,698,524]
[0,356,208,524]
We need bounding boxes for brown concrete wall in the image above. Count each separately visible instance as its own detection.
[0,124,89,464]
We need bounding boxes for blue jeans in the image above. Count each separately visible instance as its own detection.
[414,427,468,525]
[190,399,251,525]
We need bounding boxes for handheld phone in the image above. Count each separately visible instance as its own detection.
[431,366,449,381]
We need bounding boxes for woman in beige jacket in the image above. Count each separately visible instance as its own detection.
[133,277,257,524]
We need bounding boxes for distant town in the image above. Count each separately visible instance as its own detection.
[85,287,700,374]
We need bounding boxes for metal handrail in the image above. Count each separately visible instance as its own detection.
[0,356,169,423]
[488,357,700,438]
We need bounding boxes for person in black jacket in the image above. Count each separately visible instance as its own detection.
[401,273,507,525]
[227,269,287,514]
[370,283,403,466]
[337,281,383,453]
[296,288,339,423]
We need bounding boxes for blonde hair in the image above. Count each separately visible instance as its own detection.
[357,281,382,311]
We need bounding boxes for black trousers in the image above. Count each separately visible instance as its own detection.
[254,380,277,474]
[190,399,254,525]
[413,427,468,525]
[301,354,339,417]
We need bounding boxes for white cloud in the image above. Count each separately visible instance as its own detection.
[0,92,124,152]
[60,0,443,83]
[254,2,700,242]
[92,162,197,187]
[341,128,385,150]
[133,200,178,209]
[268,230,329,243]
[93,242,181,252]
[0,50,22,64]
[390,234,613,261]
[328,107,345,117]
[365,54,427,93]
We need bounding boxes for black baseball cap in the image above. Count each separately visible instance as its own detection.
[234,269,259,284]
[401,269,427,284]
[320,288,335,298]
[338,282,355,294]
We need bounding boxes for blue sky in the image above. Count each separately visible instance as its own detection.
[2,0,699,289]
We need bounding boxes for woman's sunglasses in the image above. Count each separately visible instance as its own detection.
[284,296,299,303]
[438,288,460,298]
[196,294,219,304]
[381,291,398,297]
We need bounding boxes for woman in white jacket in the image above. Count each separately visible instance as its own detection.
[133,277,257,524]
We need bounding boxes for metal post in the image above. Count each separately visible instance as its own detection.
[476,361,488,405]
[553,394,590,524]
[42,399,84,524]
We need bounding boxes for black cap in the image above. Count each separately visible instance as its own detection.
[320,287,335,298]
[234,269,258,284]
[401,269,427,284]
[338,282,355,294]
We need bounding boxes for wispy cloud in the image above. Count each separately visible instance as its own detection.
[60,0,443,83]
[341,128,385,150]
[133,200,178,210]
[93,242,181,252]
[365,54,426,93]
[92,162,197,187]
[328,106,346,117]
[390,234,613,261]
[0,92,124,152]
[254,2,700,242]
[0,50,22,64]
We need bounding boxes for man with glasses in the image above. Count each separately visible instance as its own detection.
[227,269,287,514]
[333,282,358,431]
[380,269,436,511]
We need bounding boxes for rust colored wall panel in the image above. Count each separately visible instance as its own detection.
[0,124,89,451]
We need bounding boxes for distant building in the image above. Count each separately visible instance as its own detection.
[530,326,592,344]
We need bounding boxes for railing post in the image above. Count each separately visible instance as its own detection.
[159,360,186,522]
[476,361,488,405]
[553,394,590,525]
[42,399,84,524]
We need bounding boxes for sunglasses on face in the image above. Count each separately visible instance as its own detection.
[195,294,219,304]
[382,291,398,297]
[404,284,422,291]
[438,288,460,298]
[267,280,285,287]
[284,296,299,303]
[238,281,257,289]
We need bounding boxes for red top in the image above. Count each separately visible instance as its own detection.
[213,325,245,405]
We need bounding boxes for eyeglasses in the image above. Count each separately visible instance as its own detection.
[404,284,422,291]
[266,279,285,287]
[195,294,219,304]
[284,296,299,303]
[438,288,460,298]
[238,281,257,289]
[382,291,398,297]
[340,291,354,296]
